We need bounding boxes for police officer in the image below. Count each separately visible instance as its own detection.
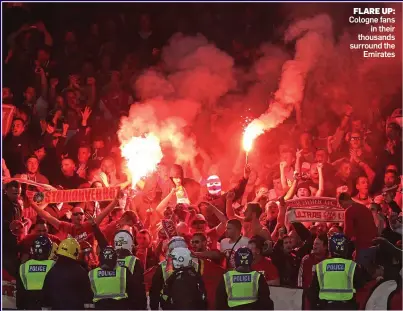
[149,236,204,310]
[42,237,93,310]
[88,246,146,310]
[216,247,274,310]
[16,236,55,309]
[114,230,139,274]
[308,233,366,310]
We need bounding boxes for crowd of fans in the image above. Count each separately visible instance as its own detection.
[2,2,402,310]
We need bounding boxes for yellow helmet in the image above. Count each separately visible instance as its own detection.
[57,238,80,260]
[49,242,59,261]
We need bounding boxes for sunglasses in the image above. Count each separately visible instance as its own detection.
[191,240,201,244]
[350,137,361,141]
[72,212,84,216]
[192,220,206,226]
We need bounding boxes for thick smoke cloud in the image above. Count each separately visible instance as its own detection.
[120,4,402,184]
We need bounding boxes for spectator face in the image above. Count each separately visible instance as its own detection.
[2,87,13,102]
[349,132,362,149]
[283,236,293,254]
[26,157,39,174]
[244,206,253,222]
[34,147,46,161]
[281,151,295,167]
[191,220,206,234]
[310,163,319,181]
[288,230,299,248]
[37,49,49,63]
[66,91,78,109]
[338,162,351,180]
[312,237,327,255]
[297,187,310,198]
[78,147,91,164]
[352,119,363,132]
[93,140,105,150]
[61,159,76,177]
[55,96,65,109]
[92,181,104,188]
[71,207,85,225]
[248,242,260,258]
[33,223,48,236]
[6,185,21,202]
[190,235,206,252]
[315,149,328,164]
[136,232,151,248]
[176,222,189,237]
[384,172,397,187]
[356,176,369,195]
[24,87,36,102]
[11,119,25,137]
[139,13,151,31]
[386,164,398,173]
[300,133,312,150]
[172,178,182,187]
[266,202,279,220]
[101,158,115,175]
[226,222,240,239]
[65,31,76,44]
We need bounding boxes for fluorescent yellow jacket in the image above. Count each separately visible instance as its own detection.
[19,259,55,290]
[316,258,357,301]
[88,266,128,303]
[223,271,260,307]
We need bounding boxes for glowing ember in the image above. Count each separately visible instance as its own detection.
[121,134,163,188]
[242,119,265,152]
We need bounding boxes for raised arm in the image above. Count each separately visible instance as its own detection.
[30,201,61,230]
[225,191,244,221]
[94,193,120,225]
[315,163,324,197]
[155,188,176,218]
[280,161,289,190]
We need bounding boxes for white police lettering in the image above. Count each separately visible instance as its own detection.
[326,263,346,271]
[117,260,124,267]
[28,265,47,272]
[98,270,117,278]
[232,274,252,283]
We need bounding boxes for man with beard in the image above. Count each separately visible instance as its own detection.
[298,234,328,289]
[190,233,226,309]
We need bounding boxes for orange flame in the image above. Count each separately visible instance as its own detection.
[242,120,265,152]
[120,134,163,188]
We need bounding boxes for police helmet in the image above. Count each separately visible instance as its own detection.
[100,246,118,270]
[114,230,134,252]
[234,247,253,268]
[31,235,53,260]
[170,247,192,269]
[329,233,348,257]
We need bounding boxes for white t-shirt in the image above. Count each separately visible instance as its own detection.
[219,236,250,269]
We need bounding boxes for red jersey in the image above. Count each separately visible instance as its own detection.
[57,221,94,243]
[252,257,279,282]
[344,202,377,250]
[201,259,226,310]
[298,253,327,289]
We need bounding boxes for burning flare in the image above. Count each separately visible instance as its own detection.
[120,134,163,188]
[242,119,265,152]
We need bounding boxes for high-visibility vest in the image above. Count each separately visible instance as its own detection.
[19,259,55,290]
[316,258,357,301]
[223,271,260,308]
[88,266,128,303]
[117,256,137,274]
[160,259,204,300]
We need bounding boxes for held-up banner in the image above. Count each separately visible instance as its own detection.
[2,104,16,136]
[26,187,120,204]
[286,197,345,223]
